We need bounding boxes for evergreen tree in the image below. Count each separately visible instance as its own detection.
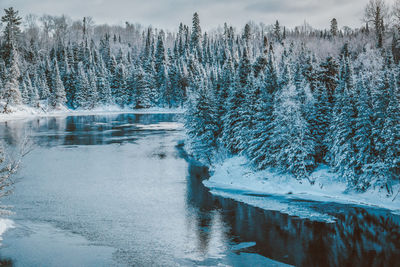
[134,66,152,108]
[75,62,91,108]
[242,23,251,48]
[190,12,202,60]
[86,68,99,109]
[185,79,217,164]
[221,49,251,153]
[96,58,112,105]
[154,34,168,105]
[273,20,281,43]
[221,76,243,154]
[269,81,316,179]
[2,47,22,112]
[23,73,39,107]
[247,47,279,168]
[330,18,338,37]
[381,79,400,187]
[326,54,357,185]
[312,80,331,163]
[20,79,29,105]
[50,59,67,108]
[253,37,268,77]
[113,63,128,107]
[1,7,22,65]
[352,76,377,188]
[319,56,339,105]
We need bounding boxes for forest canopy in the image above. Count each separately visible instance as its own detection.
[0,0,399,193]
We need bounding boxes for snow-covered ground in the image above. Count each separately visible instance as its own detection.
[204,156,400,215]
[0,218,14,244]
[0,104,184,122]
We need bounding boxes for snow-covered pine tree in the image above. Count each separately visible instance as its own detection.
[86,67,99,109]
[75,62,91,108]
[2,47,22,112]
[269,79,316,180]
[22,73,39,107]
[96,58,112,106]
[166,58,183,107]
[247,46,279,169]
[364,57,399,191]
[50,59,67,109]
[312,79,331,164]
[352,75,378,189]
[319,57,339,105]
[235,72,258,153]
[253,36,268,77]
[1,7,22,66]
[274,20,281,43]
[20,79,29,105]
[154,34,168,106]
[326,52,358,186]
[111,63,128,107]
[185,79,217,164]
[35,73,51,102]
[190,13,202,61]
[221,48,250,154]
[381,72,400,189]
[142,59,157,106]
[134,66,152,108]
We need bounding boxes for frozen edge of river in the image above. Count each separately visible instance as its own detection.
[203,156,400,220]
[0,219,14,244]
[0,104,184,123]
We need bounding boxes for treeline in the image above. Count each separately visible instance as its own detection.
[0,8,189,111]
[0,0,399,192]
[185,0,400,193]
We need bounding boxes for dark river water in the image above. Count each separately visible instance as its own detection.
[0,113,398,267]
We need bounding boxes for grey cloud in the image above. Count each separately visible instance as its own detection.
[1,0,395,30]
[245,0,353,14]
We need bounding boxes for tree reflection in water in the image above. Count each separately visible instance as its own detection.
[186,162,400,267]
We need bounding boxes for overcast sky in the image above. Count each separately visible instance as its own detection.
[0,0,397,31]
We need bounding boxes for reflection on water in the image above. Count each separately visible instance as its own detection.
[0,113,398,267]
[186,164,400,267]
[0,114,179,147]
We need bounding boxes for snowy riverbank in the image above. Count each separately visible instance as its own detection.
[203,156,400,214]
[0,218,14,244]
[0,104,184,122]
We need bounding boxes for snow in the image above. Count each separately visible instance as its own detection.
[230,242,256,251]
[0,218,15,244]
[204,156,400,217]
[135,122,183,131]
[0,104,184,123]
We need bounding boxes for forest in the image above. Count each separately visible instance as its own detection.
[0,0,399,193]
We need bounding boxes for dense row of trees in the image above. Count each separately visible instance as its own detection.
[0,0,399,192]
[0,7,188,112]
[185,0,400,193]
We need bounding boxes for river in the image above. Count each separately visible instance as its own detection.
[0,113,398,266]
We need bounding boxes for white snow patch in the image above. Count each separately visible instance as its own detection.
[0,104,184,123]
[135,122,183,131]
[0,218,14,244]
[231,242,256,251]
[204,156,400,215]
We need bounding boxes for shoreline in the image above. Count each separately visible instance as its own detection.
[203,156,400,215]
[0,106,184,123]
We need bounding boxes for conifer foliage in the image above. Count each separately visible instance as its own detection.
[0,7,399,192]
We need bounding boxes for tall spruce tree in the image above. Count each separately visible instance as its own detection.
[50,59,67,108]
[2,47,22,112]
[1,7,22,66]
